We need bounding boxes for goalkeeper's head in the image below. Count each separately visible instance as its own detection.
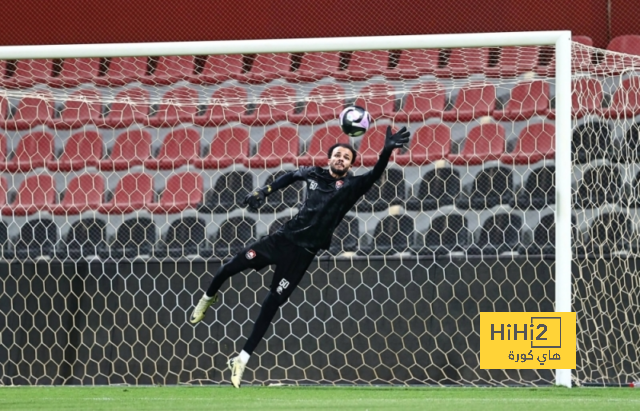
[327,143,356,178]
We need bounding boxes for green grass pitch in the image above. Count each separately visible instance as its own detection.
[1,386,639,411]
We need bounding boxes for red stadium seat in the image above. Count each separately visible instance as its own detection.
[333,50,388,81]
[384,49,441,80]
[536,35,594,76]
[144,127,201,170]
[140,55,194,85]
[246,126,300,168]
[0,95,7,124]
[492,80,549,121]
[237,53,291,84]
[394,124,451,166]
[241,85,297,125]
[298,125,350,167]
[1,174,56,216]
[0,176,7,207]
[547,78,603,119]
[595,35,640,75]
[0,134,6,170]
[601,76,640,119]
[98,173,154,214]
[285,52,341,83]
[193,86,248,126]
[50,173,104,215]
[500,122,555,165]
[354,124,393,167]
[1,91,55,131]
[47,130,103,172]
[353,83,396,119]
[100,87,150,128]
[48,58,101,88]
[394,82,446,122]
[191,126,249,169]
[288,84,345,125]
[146,86,199,127]
[3,131,54,172]
[47,89,103,129]
[94,56,147,86]
[448,123,505,165]
[485,46,540,78]
[442,83,496,122]
[436,47,491,78]
[147,172,203,214]
[98,129,152,171]
[0,59,53,89]
[188,54,244,84]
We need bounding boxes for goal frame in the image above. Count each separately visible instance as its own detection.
[0,30,573,387]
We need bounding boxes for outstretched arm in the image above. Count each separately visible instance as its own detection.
[243,169,307,210]
[356,126,410,193]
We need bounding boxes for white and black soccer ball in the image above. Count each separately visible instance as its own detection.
[339,106,371,137]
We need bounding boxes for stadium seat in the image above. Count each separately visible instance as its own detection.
[524,214,577,256]
[147,172,203,214]
[48,89,103,129]
[146,86,200,127]
[236,53,292,84]
[200,171,253,213]
[394,123,451,166]
[59,218,109,260]
[94,56,147,86]
[418,213,470,255]
[97,173,154,214]
[456,166,514,210]
[355,168,405,212]
[110,217,157,259]
[515,166,555,209]
[469,213,522,255]
[492,80,550,121]
[47,130,103,172]
[448,123,505,165]
[155,217,211,258]
[354,124,392,167]
[187,54,244,85]
[574,165,622,209]
[0,176,7,207]
[353,83,396,119]
[328,215,359,256]
[288,83,345,125]
[394,82,446,123]
[50,173,104,215]
[98,129,151,171]
[0,134,6,170]
[584,212,633,256]
[436,47,491,78]
[100,87,150,128]
[144,127,201,170]
[1,174,56,216]
[406,167,460,211]
[3,130,54,172]
[500,123,555,165]
[13,219,57,260]
[0,220,8,258]
[245,126,300,168]
[140,55,194,85]
[572,121,611,164]
[193,86,248,126]
[240,84,297,125]
[333,50,389,81]
[1,91,55,131]
[384,48,441,80]
[362,214,415,255]
[485,46,540,78]
[213,216,257,259]
[262,170,304,212]
[298,125,350,167]
[0,59,53,89]
[547,78,603,119]
[0,96,7,125]
[601,76,640,119]
[48,57,101,88]
[619,123,640,163]
[441,83,496,122]
[537,35,594,75]
[191,126,249,169]
[285,51,341,83]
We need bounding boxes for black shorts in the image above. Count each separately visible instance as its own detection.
[230,231,316,301]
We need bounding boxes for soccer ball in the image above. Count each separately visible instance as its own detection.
[339,106,371,137]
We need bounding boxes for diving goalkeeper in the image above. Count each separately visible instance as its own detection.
[190,125,410,388]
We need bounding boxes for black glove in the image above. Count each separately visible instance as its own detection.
[384,126,411,151]
[243,187,269,210]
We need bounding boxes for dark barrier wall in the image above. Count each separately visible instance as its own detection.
[0,0,635,48]
[1,257,558,385]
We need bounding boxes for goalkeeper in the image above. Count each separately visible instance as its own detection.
[190,125,410,388]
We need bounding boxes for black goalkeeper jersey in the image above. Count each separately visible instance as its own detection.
[267,148,393,251]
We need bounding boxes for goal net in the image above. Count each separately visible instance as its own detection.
[0,32,632,387]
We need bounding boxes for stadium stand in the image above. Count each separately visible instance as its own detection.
[406,167,460,211]
[288,83,345,125]
[333,50,389,81]
[94,56,147,87]
[193,86,248,126]
[50,173,104,215]
[98,129,152,171]
[46,130,103,171]
[143,127,201,170]
[394,123,451,166]
[237,53,292,84]
[100,87,150,128]
[441,82,496,121]
[190,126,249,169]
[0,59,53,89]
[384,48,440,80]
[200,171,253,213]
[97,173,154,214]
[245,126,300,168]
[394,82,446,123]
[187,54,245,85]
[500,122,555,165]
[285,51,342,83]
[3,130,54,172]
[448,123,505,165]
[297,125,350,166]
[141,55,194,85]
[146,86,200,127]
[1,91,55,130]
[49,57,101,88]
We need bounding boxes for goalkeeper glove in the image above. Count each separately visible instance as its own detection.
[243,186,271,210]
[384,125,411,151]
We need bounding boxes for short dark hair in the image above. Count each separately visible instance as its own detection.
[327,143,357,164]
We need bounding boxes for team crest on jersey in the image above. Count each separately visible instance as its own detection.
[335,180,344,189]
[245,249,256,259]
[309,180,318,190]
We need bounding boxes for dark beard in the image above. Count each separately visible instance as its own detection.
[329,164,348,177]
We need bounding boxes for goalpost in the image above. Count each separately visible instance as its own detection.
[0,31,580,386]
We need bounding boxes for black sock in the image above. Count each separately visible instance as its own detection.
[243,292,280,355]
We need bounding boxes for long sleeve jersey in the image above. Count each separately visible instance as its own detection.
[266,147,394,251]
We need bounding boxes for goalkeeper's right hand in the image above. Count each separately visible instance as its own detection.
[243,187,268,210]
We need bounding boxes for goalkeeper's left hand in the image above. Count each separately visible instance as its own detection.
[243,187,269,210]
[384,126,411,151]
